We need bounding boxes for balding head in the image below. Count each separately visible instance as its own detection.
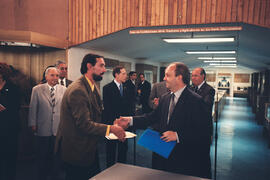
[191,67,206,86]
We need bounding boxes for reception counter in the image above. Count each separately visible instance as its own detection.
[90,163,209,180]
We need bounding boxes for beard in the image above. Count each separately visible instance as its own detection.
[93,73,103,82]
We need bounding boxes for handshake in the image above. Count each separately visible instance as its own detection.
[109,117,131,142]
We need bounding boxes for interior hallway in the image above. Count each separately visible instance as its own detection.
[213,97,270,180]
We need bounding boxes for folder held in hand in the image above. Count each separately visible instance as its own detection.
[138,129,176,159]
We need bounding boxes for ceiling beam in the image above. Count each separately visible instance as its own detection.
[0,29,68,49]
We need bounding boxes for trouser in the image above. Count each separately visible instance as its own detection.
[63,151,100,180]
[152,152,211,179]
[36,136,61,180]
[0,134,18,180]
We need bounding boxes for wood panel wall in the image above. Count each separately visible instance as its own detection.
[234,73,250,83]
[0,47,66,84]
[69,0,270,45]
[206,73,216,82]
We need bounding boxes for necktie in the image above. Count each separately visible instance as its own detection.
[167,93,176,124]
[119,84,123,96]
[60,79,64,86]
[50,87,55,108]
[194,86,198,93]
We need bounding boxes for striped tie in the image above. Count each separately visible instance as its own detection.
[50,87,55,108]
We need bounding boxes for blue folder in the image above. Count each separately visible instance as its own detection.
[138,129,176,159]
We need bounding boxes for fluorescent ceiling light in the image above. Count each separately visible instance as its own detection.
[0,41,39,47]
[213,65,237,68]
[209,63,237,66]
[204,60,237,63]
[163,37,234,43]
[198,57,236,60]
[186,51,236,54]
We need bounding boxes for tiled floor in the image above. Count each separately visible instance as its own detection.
[15,97,270,180]
[213,97,270,180]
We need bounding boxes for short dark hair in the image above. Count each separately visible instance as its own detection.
[129,71,136,77]
[173,62,190,85]
[80,54,104,74]
[139,73,145,77]
[199,68,206,80]
[113,66,124,77]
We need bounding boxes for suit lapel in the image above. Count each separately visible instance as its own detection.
[197,82,206,95]
[112,81,122,97]
[162,93,172,126]
[42,84,52,106]
[54,85,62,105]
[81,76,102,114]
[168,88,188,125]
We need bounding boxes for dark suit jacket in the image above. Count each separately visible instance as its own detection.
[191,82,215,136]
[65,78,73,87]
[0,81,21,135]
[103,81,132,124]
[55,76,108,166]
[194,82,215,114]
[133,87,211,178]
[137,80,151,113]
[124,79,137,115]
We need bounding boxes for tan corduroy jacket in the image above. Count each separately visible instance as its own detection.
[55,76,107,166]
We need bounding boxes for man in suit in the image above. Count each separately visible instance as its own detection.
[0,63,21,180]
[103,66,131,167]
[28,67,66,180]
[137,73,152,113]
[149,81,169,109]
[191,67,215,140]
[116,62,212,178]
[124,71,137,115]
[56,60,73,87]
[55,54,126,180]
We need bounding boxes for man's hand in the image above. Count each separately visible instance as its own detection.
[153,98,159,106]
[110,125,126,142]
[114,116,131,129]
[31,126,37,133]
[161,131,177,142]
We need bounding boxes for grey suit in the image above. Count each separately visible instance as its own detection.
[28,83,66,136]
[28,83,66,180]
[149,81,169,109]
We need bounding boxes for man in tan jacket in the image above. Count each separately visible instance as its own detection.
[55,54,125,180]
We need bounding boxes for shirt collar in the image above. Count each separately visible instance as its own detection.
[59,78,66,82]
[47,83,57,90]
[172,85,186,103]
[85,75,95,92]
[197,81,205,89]
[114,79,122,89]
[58,78,66,86]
